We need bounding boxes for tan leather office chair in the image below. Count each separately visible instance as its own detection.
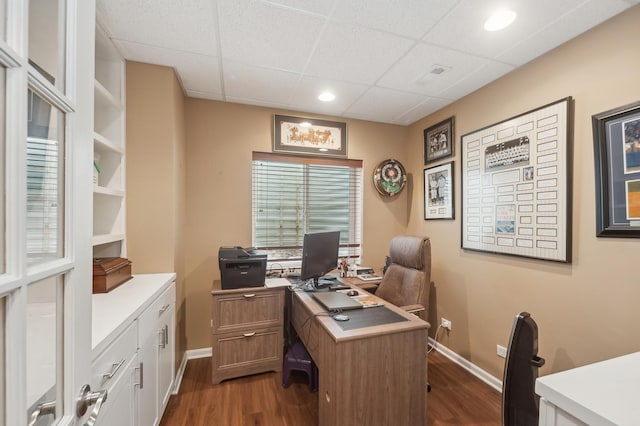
[375,235,431,321]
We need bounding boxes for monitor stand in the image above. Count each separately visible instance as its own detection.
[312,277,333,291]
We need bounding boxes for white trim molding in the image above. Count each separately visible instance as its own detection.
[172,347,212,395]
[429,338,503,393]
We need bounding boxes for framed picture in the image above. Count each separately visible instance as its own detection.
[424,116,454,164]
[273,114,347,157]
[424,161,454,220]
[592,100,640,237]
[460,97,573,262]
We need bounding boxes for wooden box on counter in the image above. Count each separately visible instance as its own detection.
[93,257,133,294]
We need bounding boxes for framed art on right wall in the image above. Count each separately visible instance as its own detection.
[592,100,640,237]
[460,97,573,262]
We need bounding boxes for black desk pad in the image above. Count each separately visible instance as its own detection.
[335,305,408,331]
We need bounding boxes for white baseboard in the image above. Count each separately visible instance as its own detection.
[428,338,503,393]
[172,347,212,395]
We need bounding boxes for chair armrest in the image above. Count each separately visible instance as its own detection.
[401,304,425,315]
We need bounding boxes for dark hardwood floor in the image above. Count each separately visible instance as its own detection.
[160,349,501,425]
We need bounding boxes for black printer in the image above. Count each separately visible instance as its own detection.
[218,246,267,289]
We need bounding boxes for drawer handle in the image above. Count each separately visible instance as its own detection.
[102,359,125,380]
[159,304,170,315]
[243,294,256,299]
[243,332,256,337]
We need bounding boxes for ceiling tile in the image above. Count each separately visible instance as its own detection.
[395,97,453,125]
[97,0,218,56]
[423,0,595,61]
[304,21,414,84]
[345,86,429,123]
[497,0,632,65]
[288,76,369,115]
[377,42,493,96]
[217,0,326,73]
[332,0,458,39]
[256,0,338,17]
[223,61,301,105]
[115,40,224,96]
[436,61,514,100]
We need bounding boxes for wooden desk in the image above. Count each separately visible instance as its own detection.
[290,286,429,426]
[535,352,640,426]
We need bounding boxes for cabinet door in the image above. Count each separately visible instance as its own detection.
[137,332,159,426]
[95,355,138,426]
[157,305,175,416]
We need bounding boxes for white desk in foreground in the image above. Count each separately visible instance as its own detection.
[535,351,640,426]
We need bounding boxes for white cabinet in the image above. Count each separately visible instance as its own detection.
[138,284,176,426]
[92,274,176,426]
[91,319,138,426]
[93,24,126,258]
[536,352,640,426]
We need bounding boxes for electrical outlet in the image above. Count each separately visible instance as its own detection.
[497,344,507,358]
[441,318,452,331]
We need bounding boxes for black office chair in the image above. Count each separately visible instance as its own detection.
[502,312,545,426]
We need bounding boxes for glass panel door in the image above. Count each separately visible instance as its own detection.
[26,89,64,266]
[28,0,65,92]
[26,276,62,425]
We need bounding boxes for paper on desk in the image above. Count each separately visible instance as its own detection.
[265,277,291,288]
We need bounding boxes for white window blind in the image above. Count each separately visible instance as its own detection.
[252,152,362,262]
[26,89,64,264]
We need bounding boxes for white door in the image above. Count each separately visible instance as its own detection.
[1,1,96,425]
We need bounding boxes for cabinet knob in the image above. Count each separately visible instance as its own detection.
[243,332,256,337]
[243,294,256,299]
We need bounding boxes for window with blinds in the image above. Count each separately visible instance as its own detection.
[252,152,363,263]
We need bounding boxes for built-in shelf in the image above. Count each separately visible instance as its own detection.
[93,24,126,258]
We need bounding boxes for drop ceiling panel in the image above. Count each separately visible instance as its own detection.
[114,40,223,96]
[305,21,415,84]
[223,62,301,106]
[345,86,429,122]
[217,0,325,73]
[497,0,632,65]
[377,42,496,96]
[288,76,369,114]
[436,61,515,101]
[331,0,458,39]
[97,0,218,56]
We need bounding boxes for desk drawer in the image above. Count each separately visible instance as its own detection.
[212,289,283,333]
[211,327,282,384]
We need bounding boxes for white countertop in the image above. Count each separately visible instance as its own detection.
[92,273,176,357]
[535,351,640,426]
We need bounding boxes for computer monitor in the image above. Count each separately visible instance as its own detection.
[300,231,340,289]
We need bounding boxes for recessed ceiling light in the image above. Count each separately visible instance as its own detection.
[484,9,517,31]
[318,92,336,102]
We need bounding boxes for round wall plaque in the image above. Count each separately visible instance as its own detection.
[373,159,407,197]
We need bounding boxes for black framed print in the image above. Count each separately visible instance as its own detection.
[461,97,573,262]
[424,116,454,164]
[592,100,640,237]
[424,161,454,220]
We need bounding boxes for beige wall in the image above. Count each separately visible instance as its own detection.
[183,100,409,349]
[126,61,187,365]
[406,6,640,378]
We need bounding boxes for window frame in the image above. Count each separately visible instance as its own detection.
[251,151,363,265]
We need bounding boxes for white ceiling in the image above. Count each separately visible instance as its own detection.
[96,0,638,125]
